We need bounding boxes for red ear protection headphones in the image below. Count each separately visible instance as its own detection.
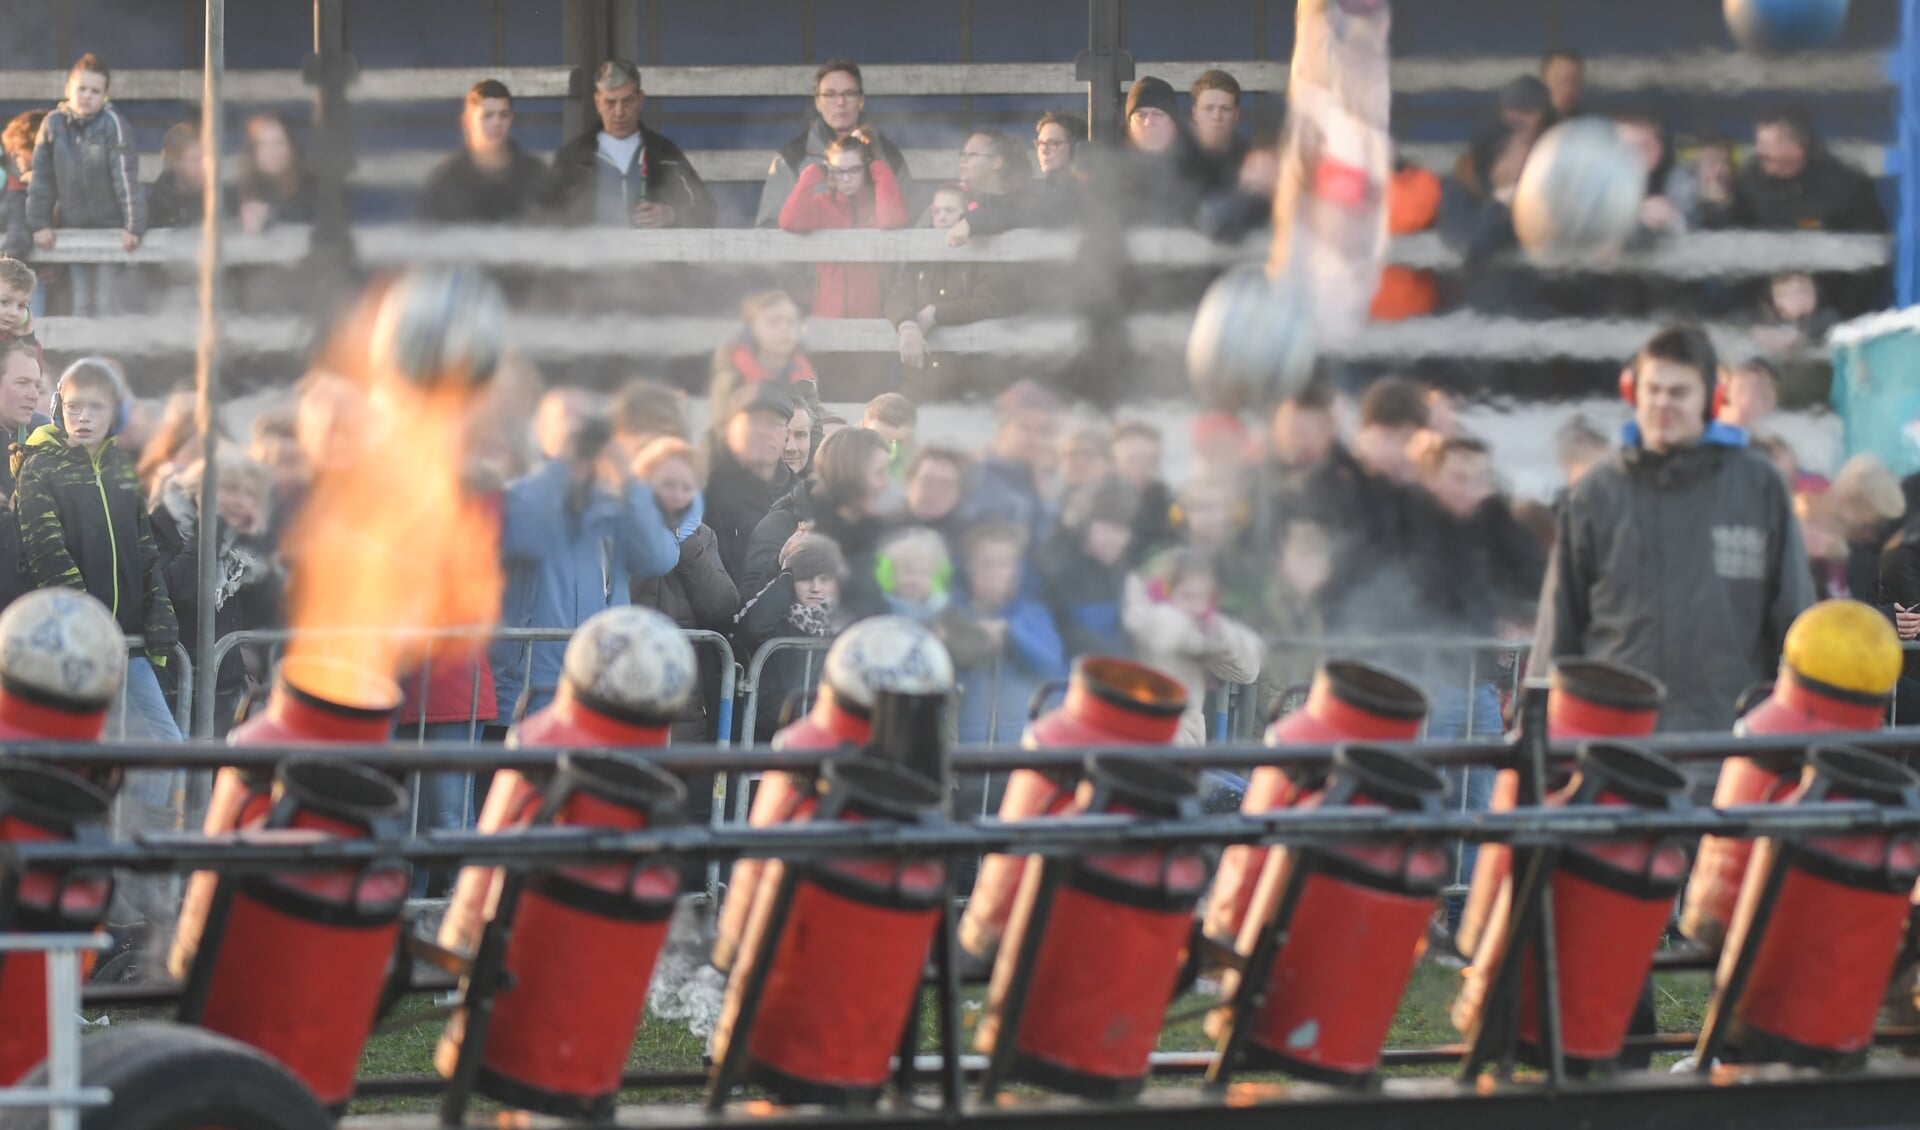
[1618,366,1725,419]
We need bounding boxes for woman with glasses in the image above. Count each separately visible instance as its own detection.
[778,131,909,319]
[949,111,1087,246]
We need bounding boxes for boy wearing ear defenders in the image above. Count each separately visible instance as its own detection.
[15,357,179,738]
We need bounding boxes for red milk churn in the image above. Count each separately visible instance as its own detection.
[1222,745,1448,1084]
[1455,659,1665,961]
[1204,660,1427,949]
[975,755,1211,1097]
[711,759,947,1105]
[1682,599,1902,950]
[0,763,112,1084]
[1719,745,1920,1067]
[441,753,686,1119]
[958,656,1186,965]
[178,757,411,1112]
[169,657,401,982]
[1453,742,1693,1066]
[442,606,696,966]
[714,616,953,975]
[0,590,129,793]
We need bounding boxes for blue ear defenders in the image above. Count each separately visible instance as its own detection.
[51,357,131,439]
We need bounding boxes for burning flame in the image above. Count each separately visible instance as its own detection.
[279,293,504,709]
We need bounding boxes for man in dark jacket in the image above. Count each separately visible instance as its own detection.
[1114,76,1210,227]
[549,61,714,229]
[0,337,46,609]
[741,426,892,618]
[16,358,179,738]
[954,380,1063,555]
[755,59,914,229]
[146,122,204,229]
[1717,109,1887,315]
[1533,325,1815,734]
[705,383,797,581]
[422,80,550,225]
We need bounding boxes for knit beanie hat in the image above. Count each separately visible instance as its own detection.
[1125,76,1180,122]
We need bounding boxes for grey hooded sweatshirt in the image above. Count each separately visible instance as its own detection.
[25,100,145,235]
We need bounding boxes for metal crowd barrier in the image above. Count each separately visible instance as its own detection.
[112,636,194,739]
[0,934,114,1130]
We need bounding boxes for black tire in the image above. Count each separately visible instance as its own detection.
[0,1023,333,1130]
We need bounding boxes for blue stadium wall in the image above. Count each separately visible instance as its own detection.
[0,0,1901,225]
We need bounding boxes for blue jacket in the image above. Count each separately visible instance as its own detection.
[489,460,679,720]
[944,593,1066,745]
[955,457,1051,550]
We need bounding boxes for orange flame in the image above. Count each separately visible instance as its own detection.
[280,332,504,710]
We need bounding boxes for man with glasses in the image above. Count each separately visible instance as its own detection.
[552,60,714,228]
[755,59,914,228]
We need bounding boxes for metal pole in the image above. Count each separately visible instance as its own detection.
[1074,0,1133,146]
[308,0,356,311]
[191,0,225,741]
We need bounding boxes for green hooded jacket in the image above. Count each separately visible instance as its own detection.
[14,424,177,656]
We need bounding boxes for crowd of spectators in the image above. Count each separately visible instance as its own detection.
[0,47,1908,825]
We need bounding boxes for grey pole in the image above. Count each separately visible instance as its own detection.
[190,0,225,739]
[1074,0,1133,145]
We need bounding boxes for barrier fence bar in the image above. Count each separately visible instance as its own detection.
[0,935,114,1121]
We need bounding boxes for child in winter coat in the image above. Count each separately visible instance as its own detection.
[735,530,849,738]
[875,526,951,624]
[631,438,739,742]
[1,111,47,262]
[25,55,145,314]
[779,131,908,318]
[940,520,1065,747]
[1123,548,1264,746]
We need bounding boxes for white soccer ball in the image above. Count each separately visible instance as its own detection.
[1186,267,1318,413]
[824,616,956,710]
[1512,118,1646,257]
[563,606,698,722]
[369,266,509,388]
[0,589,126,708]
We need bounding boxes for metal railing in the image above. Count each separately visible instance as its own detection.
[114,636,194,738]
[0,934,114,1130]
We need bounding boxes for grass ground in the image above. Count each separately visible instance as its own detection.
[324,945,1718,1114]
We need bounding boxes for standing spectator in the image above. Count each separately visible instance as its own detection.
[875,526,951,624]
[135,389,213,504]
[0,337,45,608]
[782,403,814,476]
[709,290,823,435]
[235,113,315,233]
[1717,358,1780,432]
[149,448,282,736]
[488,414,679,723]
[1826,454,1906,599]
[1257,517,1334,697]
[1690,139,1738,230]
[608,378,686,462]
[631,437,740,742]
[1259,381,1339,523]
[1057,423,1112,497]
[422,80,550,225]
[743,425,893,614]
[0,256,38,349]
[1717,109,1887,315]
[1532,325,1814,733]
[550,61,713,229]
[146,123,204,230]
[1038,475,1139,659]
[1876,516,1920,723]
[1554,415,1610,494]
[956,380,1063,550]
[1113,421,1175,561]
[941,520,1065,745]
[705,383,798,581]
[1122,548,1264,745]
[1615,113,1697,238]
[861,392,916,475]
[1747,271,1838,358]
[2,111,48,260]
[950,111,1088,244]
[955,129,1030,206]
[779,131,908,318]
[248,405,306,538]
[16,358,178,739]
[734,530,849,735]
[1117,76,1209,225]
[756,60,913,229]
[26,56,144,314]
[1189,69,1247,194]
[534,386,601,462]
[904,446,968,551]
[890,184,1006,392]
[1540,48,1585,118]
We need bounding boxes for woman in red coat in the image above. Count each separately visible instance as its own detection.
[779,130,908,318]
